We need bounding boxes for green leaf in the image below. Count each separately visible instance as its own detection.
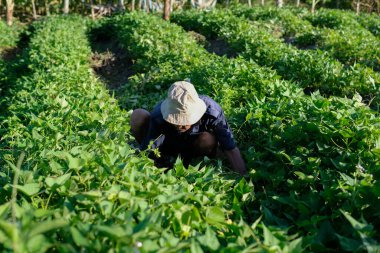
[174,157,186,177]
[284,237,303,253]
[339,129,354,138]
[263,224,280,246]
[81,190,102,198]
[205,206,225,225]
[371,148,380,156]
[0,202,10,218]
[27,234,51,253]
[141,240,160,251]
[100,200,113,217]
[0,220,18,242]
[68,157,85,170]
[96,225,129,239]
[32,128,43,140]
[336,234,361,252]
[5,159,18,173]
[45,173,71,189]
[49,160,63,172]
[341,211,367,231]
[66,154,85,170]
[197,226,220,251]
[157,193,186,204]
[28,219,67,238]
[191,239,204,253]
[251,215,262,230]
[70,227,89,247]
[339,172,355,186]
[55,96,69,108]
[133,217,150,233]
[245,112,253,121]
[118,191,131,204]
[15,183,41,196]
[294,171,306,180]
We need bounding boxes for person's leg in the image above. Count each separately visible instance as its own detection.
[192,132,218,157]
[130,109,150,144]
[181,132,218,167]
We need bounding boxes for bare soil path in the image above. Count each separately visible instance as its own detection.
[90,35,135,92]
[188,31,236,58]
[0,47,22,62]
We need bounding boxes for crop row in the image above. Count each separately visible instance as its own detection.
[109,12,380,251]
[0,21,23,117]
[0,16,263,252]
[231,6,380,71]
[356,12,380,38]
[171,9,380,111]
[299,7,380,38]
[299,8,380,69]
[0,21,23,51]
[1,11,379,252]
[101,13,292,113]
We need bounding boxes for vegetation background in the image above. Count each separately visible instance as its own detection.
[1,0,380,251]
[1,0,380,26]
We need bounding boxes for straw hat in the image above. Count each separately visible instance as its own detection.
[161,81,207,125]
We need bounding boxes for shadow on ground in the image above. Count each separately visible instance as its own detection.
[90,34,135,91]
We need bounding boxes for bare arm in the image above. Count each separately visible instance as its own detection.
[224,147,247,176]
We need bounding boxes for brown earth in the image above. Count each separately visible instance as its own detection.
[90,36,135,91]
[0,47,21,61]
[188,31,236,58]
[206,38,237,58]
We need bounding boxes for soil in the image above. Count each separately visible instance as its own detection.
[90,36,135,91]
[0,47,21,61]
[206,38,237,58]
[284,36,317,50]
[187,31,236,58]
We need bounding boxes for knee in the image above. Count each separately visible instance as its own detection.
[193,132,217,157]
[131,109,150,125]
[130,109,150,144]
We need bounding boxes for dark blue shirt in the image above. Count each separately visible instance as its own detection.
[140,95,236,151]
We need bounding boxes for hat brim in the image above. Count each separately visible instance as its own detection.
[161,98,207,125]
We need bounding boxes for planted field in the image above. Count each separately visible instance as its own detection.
[1,8,380,252]
[0,21,23,51]
[171,9,380,111]
[231,6,380,71]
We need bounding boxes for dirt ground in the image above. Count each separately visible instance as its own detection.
[90,36,135,91]
[90,31,237,91]
[188,31,236,58]
[0,47,21,61]
[206,38,237,58]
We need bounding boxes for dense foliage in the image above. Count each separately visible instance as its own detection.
[356,12,380,38]
[110,12,380,251]
[0,20,23,51]
[171,8,380,111]
[0,15,260,252]
[1,8,380,252]
[232,6,380,70]
[290,8,380,70]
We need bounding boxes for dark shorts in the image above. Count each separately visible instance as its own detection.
[151,132,216,168]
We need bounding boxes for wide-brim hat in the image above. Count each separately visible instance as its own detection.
[161,81,207,125]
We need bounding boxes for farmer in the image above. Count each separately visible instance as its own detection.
[130,81,247,176]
